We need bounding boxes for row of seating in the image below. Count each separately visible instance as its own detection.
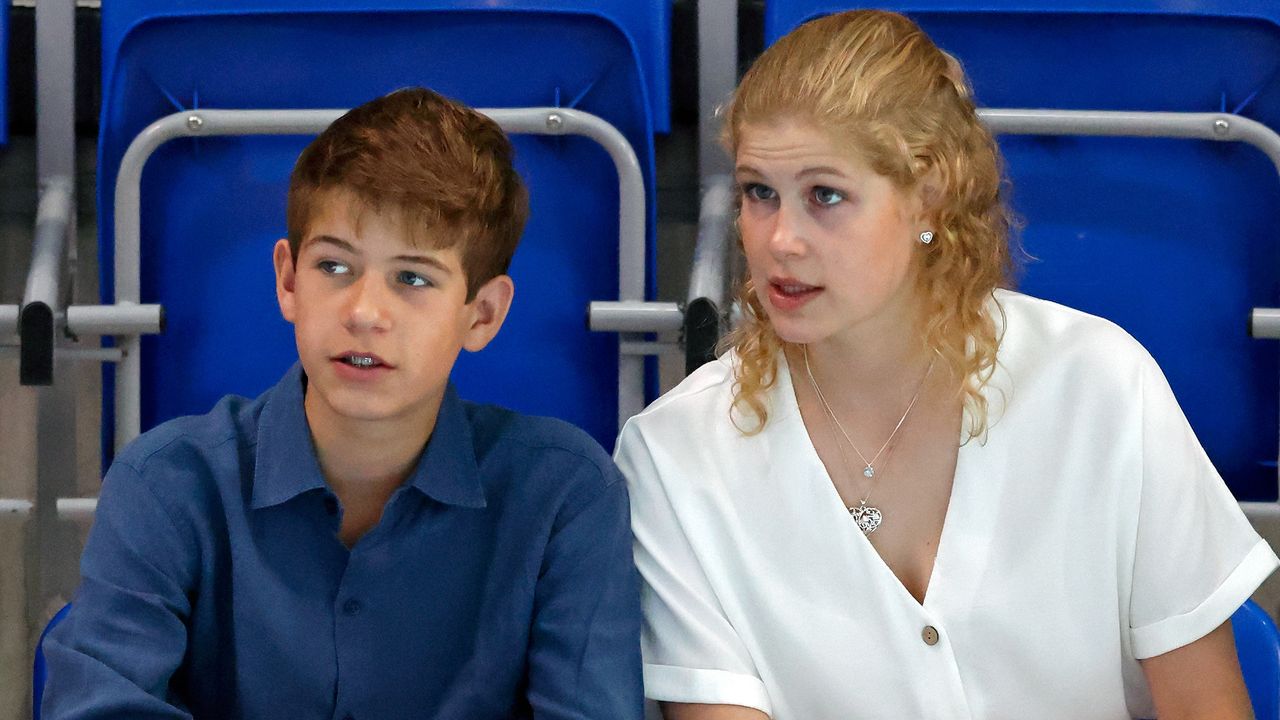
[79,0,1280,498]
[2,0,1277,491]
[8,1,1280,717]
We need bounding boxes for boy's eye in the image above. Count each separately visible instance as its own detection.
[397,270,430,288]
[812,186,845,206]
[318,260,351,275]
[740,182,777,202]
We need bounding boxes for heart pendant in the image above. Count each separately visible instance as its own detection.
[849,501,883,535]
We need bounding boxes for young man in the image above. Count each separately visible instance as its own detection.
[42,88,643,719]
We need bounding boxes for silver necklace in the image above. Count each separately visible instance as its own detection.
[803,345,935,534]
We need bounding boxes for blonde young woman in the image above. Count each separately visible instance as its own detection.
[615,10,1278,720]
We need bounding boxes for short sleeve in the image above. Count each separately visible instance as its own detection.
[615,420,773,716]
[1128,355,1279,659]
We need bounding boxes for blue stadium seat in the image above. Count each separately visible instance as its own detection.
[1234,599,1280,720]
[98,1,669,454]
[32,603,71,720]
[765,0,1280,500]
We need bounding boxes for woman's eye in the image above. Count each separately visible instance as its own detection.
[741,183,777,202]
[812,186,845,206]
[318,260,350,275]
[397,270,430,288]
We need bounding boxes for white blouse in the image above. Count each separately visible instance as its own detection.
[615,290,1279,720]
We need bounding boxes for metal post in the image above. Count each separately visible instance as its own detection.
[697,0,736,180]
[29,0,81,690]
[685,2,740,378]
[36,0,74,183]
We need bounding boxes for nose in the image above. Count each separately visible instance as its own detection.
[767,201,807,259]
[343,274,391,332]
[762,202,803,260]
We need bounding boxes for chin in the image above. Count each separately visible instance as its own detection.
[768,319,822,346]
[326,397,402,423]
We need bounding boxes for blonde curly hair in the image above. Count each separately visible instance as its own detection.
[722,9,1018,440]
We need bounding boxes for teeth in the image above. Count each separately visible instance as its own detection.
[348,355,376,367]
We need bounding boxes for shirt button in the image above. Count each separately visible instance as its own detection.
[922,625,940,646]
[342,715,354,720]
[342,599,362,616]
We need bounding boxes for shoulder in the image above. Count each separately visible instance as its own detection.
[107,392,262,510]
[615,352,767,503]
[464,402,623,507]
[620,353,738,444]
[993,289,1158,383]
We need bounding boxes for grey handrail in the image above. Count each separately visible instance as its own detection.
[688,174,734,311]
[111,107,646,448]
[589,301,684,333]
[19,176,74,385]
[0,305,16,337]
[979,109,1280,174]
[23,177,73,311]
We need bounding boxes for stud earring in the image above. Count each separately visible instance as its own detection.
[919,231,935,245]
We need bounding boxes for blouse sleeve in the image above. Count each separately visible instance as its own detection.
[1128,354,1279,659]
[615,420,773,716]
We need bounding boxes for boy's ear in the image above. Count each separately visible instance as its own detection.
[273,239,298,323]
[461,274,515,352]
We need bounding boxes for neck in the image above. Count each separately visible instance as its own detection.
[792,288,933,398]
[304,390,439,501]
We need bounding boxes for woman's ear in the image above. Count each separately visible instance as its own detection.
[914,163,945,222]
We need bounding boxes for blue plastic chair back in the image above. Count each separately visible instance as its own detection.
[99,0,670,450]
[764,1,1280,499]
[1234,599,1280,720]
[98,1,668,455]
[32,603,72,720]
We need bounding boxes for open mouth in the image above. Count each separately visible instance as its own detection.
[334,353,389,369]
[767,277,824,310]
[772,281,821,297]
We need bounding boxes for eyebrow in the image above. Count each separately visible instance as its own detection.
[733,165,849,181]
[306,235,454,275]
[795,166,847,180]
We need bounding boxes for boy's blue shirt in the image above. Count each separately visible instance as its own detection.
[43,363,644,719]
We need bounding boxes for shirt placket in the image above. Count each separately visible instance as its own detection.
[912,606,974,720]
[329,491,408,720]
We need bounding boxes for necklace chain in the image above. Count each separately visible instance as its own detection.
[802,345,935,480]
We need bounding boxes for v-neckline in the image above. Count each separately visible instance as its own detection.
[774,350,971,610]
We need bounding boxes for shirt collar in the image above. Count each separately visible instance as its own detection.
[404,383,487,509]
[252,364,327,509]
[251,363,487,510]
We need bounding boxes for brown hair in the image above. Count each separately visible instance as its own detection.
[723,10,1018,440]
[287,87,529,300]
